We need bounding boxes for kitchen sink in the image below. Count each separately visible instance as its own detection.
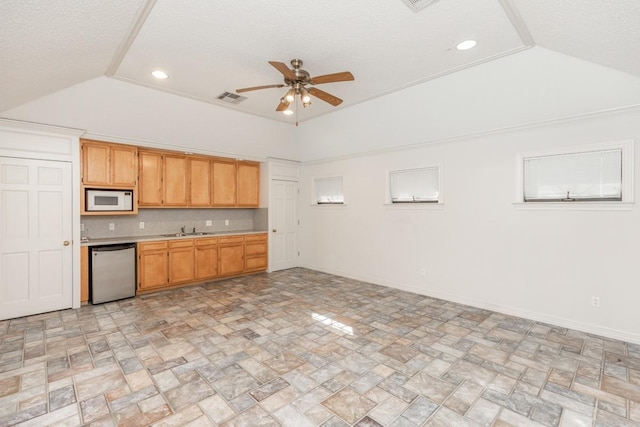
[160,232,215,237]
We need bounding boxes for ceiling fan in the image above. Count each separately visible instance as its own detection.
[236,59,355,113]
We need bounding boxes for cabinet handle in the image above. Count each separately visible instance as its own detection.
[272,229,277,233]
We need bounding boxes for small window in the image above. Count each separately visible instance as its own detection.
[315,177,344,204]
[524,149,621,202]
[516,139,634,206]
[389,166,439,203]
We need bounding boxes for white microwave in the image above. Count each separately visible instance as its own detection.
[86,189,133,212]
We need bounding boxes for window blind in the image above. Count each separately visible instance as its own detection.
[390,167,439,203]
[315,177,344,204]
[523,149,622,201]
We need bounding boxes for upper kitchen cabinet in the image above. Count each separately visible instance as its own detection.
[163,154,188,206]
[81,139,137,187]
[189,157,211,206]
[138,150,163,206]
[211,158,237,207]
[237,161,260,207]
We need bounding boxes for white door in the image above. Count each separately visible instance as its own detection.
[0,157,73,320]
[270,180,298,271]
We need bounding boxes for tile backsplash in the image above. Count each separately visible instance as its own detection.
[82,208,267,239]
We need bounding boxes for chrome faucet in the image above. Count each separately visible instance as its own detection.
[181,225,185,234]
[193,227,196,234]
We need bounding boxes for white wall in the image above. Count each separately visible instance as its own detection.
[298,107,640,344]
[297,47,640,162]
[1,77,298,161]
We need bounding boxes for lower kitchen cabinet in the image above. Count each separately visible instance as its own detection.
[81,246,89,303]
[244,233,267,272]
[218,235,245,277]
[195,237,218,280]
[138,241,169,291]
[135,233,267,294]
[168,239,194,284]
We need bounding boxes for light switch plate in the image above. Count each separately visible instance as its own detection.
[206,220,212,226]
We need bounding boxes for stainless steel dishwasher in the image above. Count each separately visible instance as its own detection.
[90,243,136,304]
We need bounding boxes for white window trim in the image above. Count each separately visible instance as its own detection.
[384,164,444,208]
[514,139,634,210]
[311,175,346,206]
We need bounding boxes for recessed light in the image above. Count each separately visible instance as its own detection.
[152,70,169,79]
[456,40,477,51]
[283,110,294,116]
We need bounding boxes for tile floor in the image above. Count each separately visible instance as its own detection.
[1,268,640,426]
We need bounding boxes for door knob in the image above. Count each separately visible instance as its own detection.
[63,241,70,246]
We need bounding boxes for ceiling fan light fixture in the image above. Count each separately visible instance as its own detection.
[300,87,311,104]
[283,109,294,116]
[284,89,296,103]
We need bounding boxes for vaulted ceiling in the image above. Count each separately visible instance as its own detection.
[1,0,639,124]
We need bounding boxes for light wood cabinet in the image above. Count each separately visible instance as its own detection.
[212,158,237,207]
[168,239,194,284]
[81,246,89,303]
[189,157,211,206]
[218,235,245,276]
[163,155,189,206]
[195,237,218,280]
[138,151,163,206]
[244,233,268,272]
[237,161,260,207]
[138,241,168,291]
[135,233,265,294]
[81,140,137,187]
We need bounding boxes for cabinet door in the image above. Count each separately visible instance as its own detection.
[138,151,163,206]
[82,142,110,185]
[218,243,244,276]
[111,145,137,187]
[138,242,168,290]
[195,238,218,280]
[164,155,189,206]
[189,157,211,206]
[212,159,237,206]
[237,161,260,207]
[81,246,89,303]
[168,240,194,284]
[244,233,267,272]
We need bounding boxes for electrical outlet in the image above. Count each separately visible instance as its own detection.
[225,219,229,226]
[139,222,144,229]
[206,220,212,226]
[109,223,115,231]
[80,223,85,231]
[591,296,600,307]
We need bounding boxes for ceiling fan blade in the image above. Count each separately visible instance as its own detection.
[276,100,290,111]
[307,87,343,106]
[310,71,355,85]
[236,84,285,93]
[268,61,296,80]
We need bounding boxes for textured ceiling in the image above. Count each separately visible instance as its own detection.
[1,0,639,124]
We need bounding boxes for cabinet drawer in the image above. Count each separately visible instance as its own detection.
[168,239,194,248]
[218,235,244,244]
[138,241,167,251]
[245,256,267,271]
[245,233,267,242]
[195,237,218,246]
[245,242,267,256]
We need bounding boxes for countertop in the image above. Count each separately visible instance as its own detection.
[80,229,267,246]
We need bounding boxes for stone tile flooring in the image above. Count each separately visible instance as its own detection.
[1,268,640,426]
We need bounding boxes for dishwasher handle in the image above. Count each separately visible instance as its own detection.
[91,243,136,252]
